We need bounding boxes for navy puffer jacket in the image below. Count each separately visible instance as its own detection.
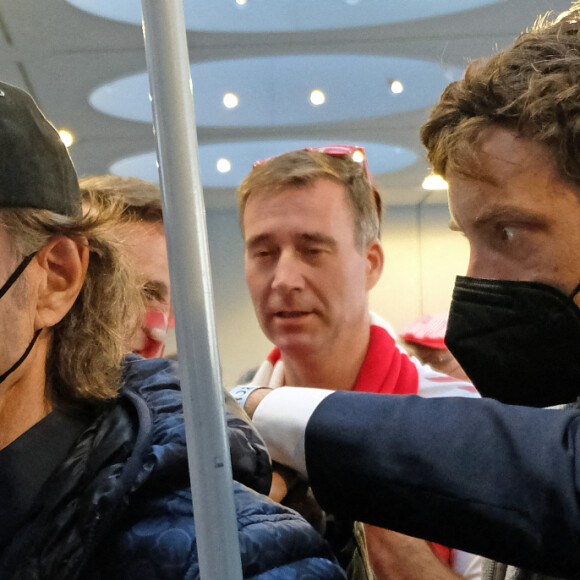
[1,356,345,579]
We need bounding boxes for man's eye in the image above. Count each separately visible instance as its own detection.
[301,246,325,257]
[500,226,517,242]
[143,284,167,304]
[251,248,277,262]
[144,288,162,302]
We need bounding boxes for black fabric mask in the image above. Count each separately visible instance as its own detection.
[0,253,41,385]
[445,276,580,408]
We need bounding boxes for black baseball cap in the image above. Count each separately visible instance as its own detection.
[0,81,80,216]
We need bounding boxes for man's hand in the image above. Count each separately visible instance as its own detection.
[364,525,464,580]
[244,387,273,419]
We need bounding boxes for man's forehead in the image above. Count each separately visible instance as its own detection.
[243,184,357,250]
[477,130,542,177]
[121,221,169,276]
[244,178,352,223]
[450,127,555,185]
[0,222,17,254]
[252,177,346,201]
[122,220,164,245]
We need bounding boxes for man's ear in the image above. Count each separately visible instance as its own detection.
[34,236,89,329]
[365,238,384,291]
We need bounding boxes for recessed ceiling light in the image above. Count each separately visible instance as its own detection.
[309,89,326,106]
[59,129,74,148]
[235,0,247,5]
[217,158,232,173]
[389,79,404,94]
[422,174,448,190]
[223,92,239,109]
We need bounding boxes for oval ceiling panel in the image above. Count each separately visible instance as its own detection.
[110,140,418,188]
[67,0,504,32]
[90,55,463,127]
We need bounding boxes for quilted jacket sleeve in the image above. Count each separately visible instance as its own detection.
[225,389,273,495]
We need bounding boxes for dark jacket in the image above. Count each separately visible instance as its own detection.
[0,356,345,579]
[306,391,580,579]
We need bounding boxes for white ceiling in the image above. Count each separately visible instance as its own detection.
[0,0,572,209]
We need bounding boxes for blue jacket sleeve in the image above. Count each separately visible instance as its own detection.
[305,391,580,578]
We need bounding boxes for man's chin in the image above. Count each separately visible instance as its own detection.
[264,314,321,351]
[270,333,318,358]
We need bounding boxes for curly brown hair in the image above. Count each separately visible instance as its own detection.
[421,2,580,185]
[237,149,382,252]
[0,188,143,408]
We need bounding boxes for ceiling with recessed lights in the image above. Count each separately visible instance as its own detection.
[90,56,464,126]
[0,0,571,208]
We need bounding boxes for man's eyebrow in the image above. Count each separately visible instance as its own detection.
[245,232,337,247]
[245,233,272,248]
[449,206,547,233]
[473,206,548,229]
[299,232,337,246]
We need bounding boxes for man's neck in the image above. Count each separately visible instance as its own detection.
[0,347,50,450]
[282,325,371,391]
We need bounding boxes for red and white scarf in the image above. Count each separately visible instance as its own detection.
[252,312,479,398]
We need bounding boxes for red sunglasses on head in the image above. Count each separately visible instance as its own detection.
[253,144,373,184]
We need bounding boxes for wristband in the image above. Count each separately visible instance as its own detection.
[229,384,263,409]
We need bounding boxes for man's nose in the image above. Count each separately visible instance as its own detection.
[271,250,304,292]
[466,249,506,280]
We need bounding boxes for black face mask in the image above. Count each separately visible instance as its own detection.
[0,253,41,385]
[445,276,580,408]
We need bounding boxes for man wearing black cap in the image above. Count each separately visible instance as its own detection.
[0,82,345,579]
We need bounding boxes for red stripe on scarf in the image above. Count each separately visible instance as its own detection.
[353,325,419,395]
[267,347,282,366]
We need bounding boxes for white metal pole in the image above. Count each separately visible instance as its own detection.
[140,1,243,578]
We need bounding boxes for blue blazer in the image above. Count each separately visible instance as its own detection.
[305,391,580,578]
